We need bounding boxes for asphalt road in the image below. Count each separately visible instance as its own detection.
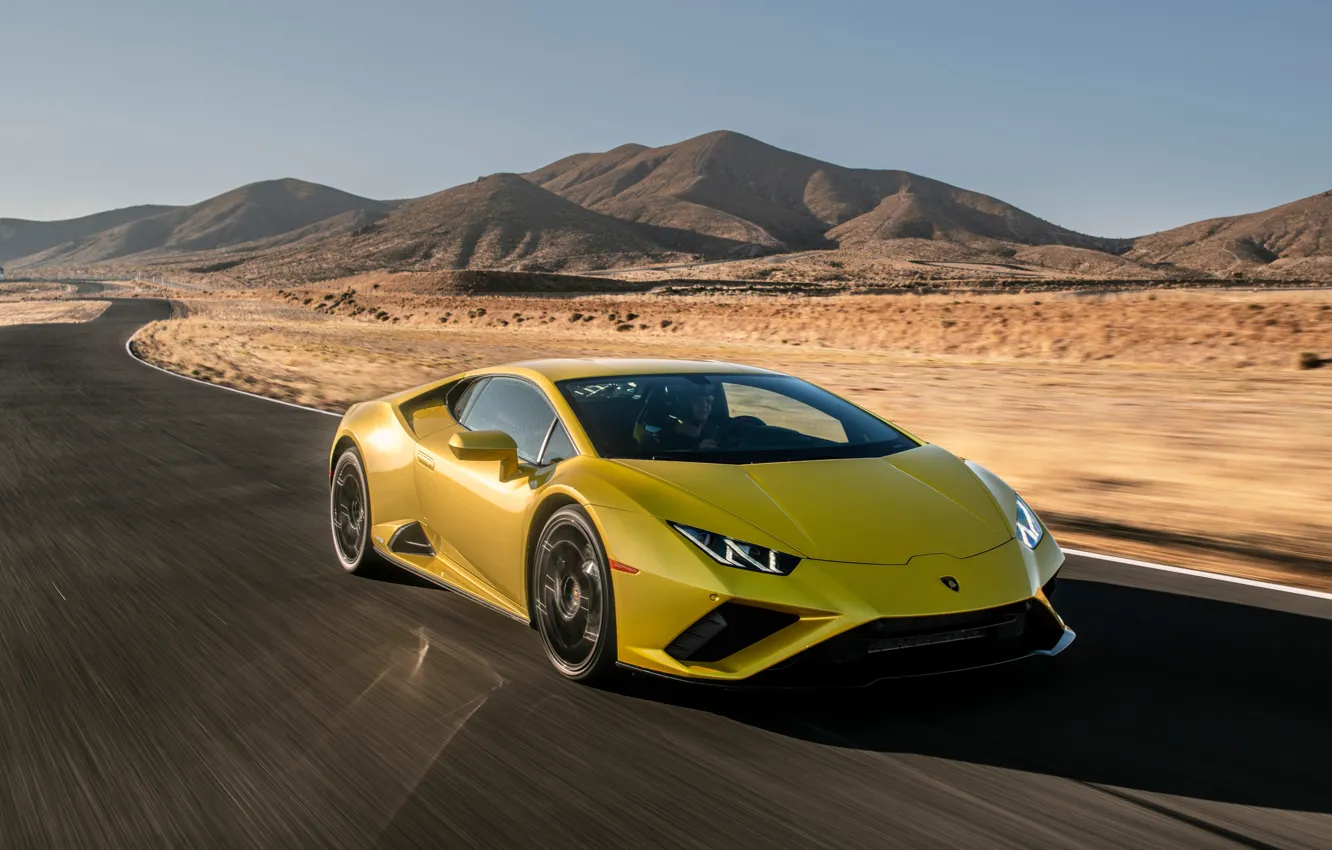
[2,295,1330,849]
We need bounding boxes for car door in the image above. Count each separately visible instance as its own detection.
[415,376,570,610]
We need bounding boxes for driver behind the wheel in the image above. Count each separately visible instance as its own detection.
[633,380,721,452]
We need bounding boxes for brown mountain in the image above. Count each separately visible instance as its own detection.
[526,130,1115,252]
[12,179,395,267]
[825,177,1118,250]
[0,205,176,264]
[12,131,1329,284]
[225,173,749,283]
[1128,190,1332,278]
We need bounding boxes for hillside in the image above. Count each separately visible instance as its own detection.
[11,179,395,267]
[9,131,1330,284]
[1128,190,1332,278]
[0,205,176,264]
[218,173,750,284]
[526,130,1116,253]
[825,177,1121,250]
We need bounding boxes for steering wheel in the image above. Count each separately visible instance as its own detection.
[719,415,766,447]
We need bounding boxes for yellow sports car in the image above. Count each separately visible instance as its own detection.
[329,359,1073,686]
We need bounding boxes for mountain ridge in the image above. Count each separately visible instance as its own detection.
[1,205,177,264]
[208,172,754,283]
[1127,189,1332,278]
[524,130,1119,254]
[6,132,1330,283]
[8,179,396,268]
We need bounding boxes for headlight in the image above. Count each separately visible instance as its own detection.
[1015,496,1045,549]
[670,522,800,575]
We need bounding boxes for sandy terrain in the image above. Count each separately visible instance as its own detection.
[600,241,1171,288]
[129,280,1332,588]
[245,272,1332,368]
[0,300,111,326]
[0,282,76,301]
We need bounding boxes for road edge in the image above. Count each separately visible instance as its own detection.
[1063,549,1332,601]
[124,328,342,418]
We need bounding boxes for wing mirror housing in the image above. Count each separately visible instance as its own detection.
[449,430,520,479]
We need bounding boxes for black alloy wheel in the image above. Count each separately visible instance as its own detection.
[533,505,619,683]
[331,447,377,573]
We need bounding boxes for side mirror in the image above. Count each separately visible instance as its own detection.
[449,430,520,479]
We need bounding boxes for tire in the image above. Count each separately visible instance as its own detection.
[532,505,620,684]
[330,446,379,574]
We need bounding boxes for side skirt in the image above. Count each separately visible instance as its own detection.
[375,546,531,626]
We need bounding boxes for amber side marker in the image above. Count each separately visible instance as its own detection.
[609,560,640,574]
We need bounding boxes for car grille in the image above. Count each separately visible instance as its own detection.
[746,600,1066,688]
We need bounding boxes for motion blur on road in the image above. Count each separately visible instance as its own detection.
[0,289,1327,848]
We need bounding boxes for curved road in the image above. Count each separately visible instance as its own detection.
[2,296,1329,849]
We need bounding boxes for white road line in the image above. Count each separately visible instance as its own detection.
[1063,548,1332,601]
[124,333,342,418]
[122,323,1331,603]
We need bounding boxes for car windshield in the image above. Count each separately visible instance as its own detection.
[556,373,918,464]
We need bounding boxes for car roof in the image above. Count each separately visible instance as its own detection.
[480,358,781,383]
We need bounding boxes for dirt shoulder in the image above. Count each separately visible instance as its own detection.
[0,282,77,301]
[0,300,111,326]
[130,279,1332,591]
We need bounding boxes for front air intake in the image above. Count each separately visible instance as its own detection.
[666,603,798,663]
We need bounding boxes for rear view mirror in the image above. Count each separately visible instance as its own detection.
[449,430,520,479]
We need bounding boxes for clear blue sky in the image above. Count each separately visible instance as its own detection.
[4,0,1330,237]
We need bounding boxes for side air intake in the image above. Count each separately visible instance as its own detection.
[388,522,435,557]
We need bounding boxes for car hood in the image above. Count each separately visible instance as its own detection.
[613,444,1012,564]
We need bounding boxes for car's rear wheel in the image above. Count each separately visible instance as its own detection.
[331,446,377,573]
[533,505,619,684]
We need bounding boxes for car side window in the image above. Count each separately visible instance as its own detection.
[460,377,556,462]
[449,377,488,421]
[540,420,576,465]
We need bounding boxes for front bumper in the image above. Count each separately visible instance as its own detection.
[596,507,1071,685]
[719,600,1073,688]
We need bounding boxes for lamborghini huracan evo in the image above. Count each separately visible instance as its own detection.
[328,359,1073,686]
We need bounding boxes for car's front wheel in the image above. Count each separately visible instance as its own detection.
[533,505,619,684]
[330,446,378,573]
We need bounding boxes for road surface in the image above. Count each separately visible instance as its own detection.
[1,296,1329,848]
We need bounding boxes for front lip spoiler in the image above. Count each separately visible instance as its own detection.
[618,627,1076,691]
[1033,626,1077,657]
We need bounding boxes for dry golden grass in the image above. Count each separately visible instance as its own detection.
[131,282,1332,589]
[0,282,76,302]
[244,274,1332,369]
[602,242,1163,287]
[0,300,110,326]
